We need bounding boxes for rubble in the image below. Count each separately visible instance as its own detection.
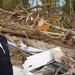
[23,49,54,71]
[0,8,75,75]
[0,29,74,75]
[8,38,74,75]
[35,18,51,31]
[13,66,35,75]
[50,47,65,62]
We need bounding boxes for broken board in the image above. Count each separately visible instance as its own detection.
[23,50,54,71]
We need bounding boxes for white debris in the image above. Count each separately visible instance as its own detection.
[13,66,25,75]
[13,66,34,75]
[28,47,43,53]
[19,40,27,51]
[23,50,54,71]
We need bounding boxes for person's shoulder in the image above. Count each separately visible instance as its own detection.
[0,34,6,40]
[0,34,6,38]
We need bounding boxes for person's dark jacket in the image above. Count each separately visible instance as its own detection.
[0,35,13,75]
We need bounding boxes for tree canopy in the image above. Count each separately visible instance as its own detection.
[0,0,30,10]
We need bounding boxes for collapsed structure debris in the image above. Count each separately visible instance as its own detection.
[0,6,75,75]
[7,39,75,75]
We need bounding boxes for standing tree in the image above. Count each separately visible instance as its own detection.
[62,0,75,18]
[22,0,30,8]
[2,0,19,10]
[0,0,3,8]
[72,0,75,13]
[41,0,59,18]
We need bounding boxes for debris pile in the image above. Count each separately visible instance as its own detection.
[0,8,75,75]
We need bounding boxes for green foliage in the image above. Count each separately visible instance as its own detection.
[61,0,70,14]
[41,0,53,4]
[2,0,19,10]
[72,0,75,10]
[22,0,30,8]
[61,19,71,28]
[61,0,75,14]
[0,0,3,8]
[0,0,30,11]
[48,17,54,23]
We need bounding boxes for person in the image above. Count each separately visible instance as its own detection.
[0,34,13,75]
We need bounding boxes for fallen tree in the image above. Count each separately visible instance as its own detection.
[0,27,51,41]
[0,27,75,40]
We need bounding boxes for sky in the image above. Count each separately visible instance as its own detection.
[29,0,65,7]
[60,0,65,6]
[29,0,42,6]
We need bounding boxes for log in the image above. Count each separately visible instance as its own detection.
[1,27,75,41]
[1,27,51,41]
[26,3,52,10]
[0,8,12,14]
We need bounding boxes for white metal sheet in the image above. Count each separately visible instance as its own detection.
[23,50,54,71]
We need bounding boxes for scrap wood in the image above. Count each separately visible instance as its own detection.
[35,18,51,31]
[0,8,24,19]
[1,27,75,43]
[37,18,45,26]
[0,3,52,13]
[26,3,52,10]
[35,24,50,31]
[18,12,33,20]
[21,7,29,14]
[0,8,12,14]
[23,31,34,47]
[24,38,35,47]
[32,14,39,27]
[0,27,51,41]
[41,31,75,40]
[35,19,75,35]
[51,26,75,35]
